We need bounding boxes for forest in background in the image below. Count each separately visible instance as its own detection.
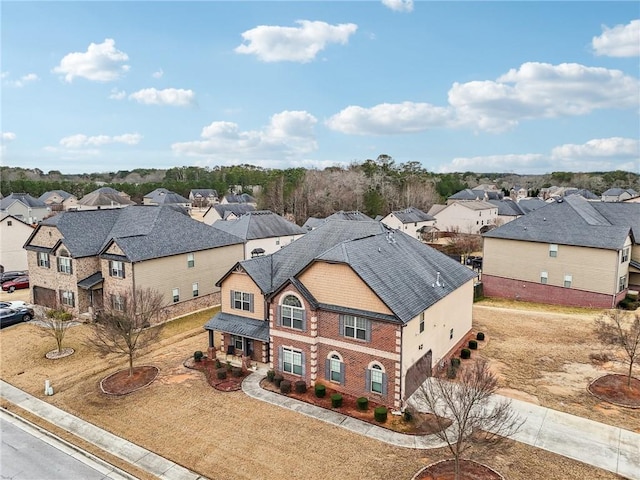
[1,156,638,225]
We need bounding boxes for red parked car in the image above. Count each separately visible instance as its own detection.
[1,276,29,292]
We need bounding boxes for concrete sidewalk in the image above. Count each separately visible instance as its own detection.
[0,380,206,480]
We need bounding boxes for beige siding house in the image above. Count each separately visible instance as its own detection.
[428,200,498,234]
[38,190,78,211]
[0,214,33,271]
[0,193,50,224]
[482,196,640,307]
[380,207,436,241]
[24,205,244,321]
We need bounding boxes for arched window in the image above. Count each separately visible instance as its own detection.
[57,248,73,274]
[326,352,344,385]
[279,294,305,330]
[367,362,387,395]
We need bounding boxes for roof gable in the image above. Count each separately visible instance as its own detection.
[211,210,306,240]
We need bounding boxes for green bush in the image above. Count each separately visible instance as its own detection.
[315,384,326,398]
[226,361,232,372]
[374,406,388,423]
[273,374,284,387]
[476,332,485,341]
[280,380,292,394]
[215,359,222,369]
[295,380,307,394]
[194,351,204,362]
[216,368,227,380]
[461,348,471,359]
[451,357,461,368]
[232,366,243,378]
[446,365,458,379]
[356,397,369,411]
[468,340,478,350]
[331,393,343,408]
[403,409,413,422]
[266,370,276,382]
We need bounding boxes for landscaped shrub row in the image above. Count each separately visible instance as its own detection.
[356,397,368,410]
[374,406,388,423]
[267,370,276,382]
[468,339,478,350]
[280,380,292,394]
[274,374,284,387]
[331,393,343,408]
[315,384,326,398]
[295,380,307,394]
[476,331,485,341]
[460,348,471,359]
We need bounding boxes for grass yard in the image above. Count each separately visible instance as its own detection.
[0,304,630,480]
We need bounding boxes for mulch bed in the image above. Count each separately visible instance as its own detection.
[100,365,159,395]
[260,378,450,435]
[414,459,503,480]
[587,374,640,408]
[184,357,247,392]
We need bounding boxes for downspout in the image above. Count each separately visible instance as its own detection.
[399,323,404,411]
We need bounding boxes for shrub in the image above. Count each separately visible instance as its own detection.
[266,370,276,382]
[476,332,485,341]
[216,368,227,380]
[356,397,369,411]
[280,380,292,394]
[403,409,413,422]
[194,351,204,362]
[468,340,478,350]
[446,365,458,379]
[215,359,222,369]
[451,357,461,368]
[295,380,307,394]
[460,348,471,359]
[331,393,343,408]
[374,406,388,423]
[226,361,232,372]
[273,374,284,387]
[232,366,243,378]
[315,384,326,398]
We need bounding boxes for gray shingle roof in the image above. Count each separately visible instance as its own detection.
[489,199,524,217]
[190,189,217,198]
[210,210,306,240]
[0,193,47,209]
[223,193,256,204]
[516,198,546,214]
[389,207,435,223]
[78,189,135,207]
[326,210,373,221]
[213,204,256,218]
[484,195,639,250]
[39,190,74,202]
[205,312,269,341]
[143,188,189,205]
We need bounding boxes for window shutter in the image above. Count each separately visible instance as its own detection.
[302,310,307,331]
[278,346,283,372]
[365,369,371,392]
[276,305,282,326]
[340,362,345,386]
[230,290,235,308]
[339,315,344,336]
[325,359,330,380]
[122,264,125,279]
[301,352,306,378]
[365,319,371,342]
[57,257,61,272]
[69,260,73,274]
[381,373,388,395]
[249,293,254,312]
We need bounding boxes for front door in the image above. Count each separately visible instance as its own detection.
[244,338,254,359]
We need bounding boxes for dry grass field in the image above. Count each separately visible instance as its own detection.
[0,302,632,480]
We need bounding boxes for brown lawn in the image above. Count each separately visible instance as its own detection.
[0,303,631,480]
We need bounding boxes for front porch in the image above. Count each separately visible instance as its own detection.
[204,311,270,366]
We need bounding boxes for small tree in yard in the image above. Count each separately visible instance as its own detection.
[40,308,74,354]
[86,288,165,377]
[415,358,523,480]
[595,309,640,387]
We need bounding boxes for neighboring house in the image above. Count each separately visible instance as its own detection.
[509,186,528,200]
[565,189,600,201]
[190,189,218,208]
[428,200,498,234]
[602,188,639,203]
[447,189,503,205]
[211,210,306,259]
[482,196,640,307]
[202,204,256,225]
[0,193,50,224]
[220,193,257,206]
[77,187,135,210]
[205,220,477,409]
[517,197,546,214]
[38,190,78,212]
[302,211,374,231]
[23,205,244,321]
[380,207,436,241]
[0,214,33,271]
[143,188,190,209]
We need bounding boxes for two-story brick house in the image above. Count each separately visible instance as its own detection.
[206,219,477,408]
[24,205,244,321]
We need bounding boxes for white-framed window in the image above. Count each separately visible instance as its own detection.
[419,312,425,333]
[172,288,180,303]
[187,253,195,268]
[281,347,303,376]
[326,352,344,384]
[563,275,572,288]
[57,255,72,274]
[111,294,126,311]
[367,363,386,395]
[192,283,199,297]
[280,294,304,330]
[540,271,548,284]
[341,315,369,341]
[232,335,243,351]
[60,290,75,307]
[621,247,630,263]
[549,244,558,258]
[231,290,254,312]
[37,252,50,268]
[109,260,125,278]
[619,275,627,293]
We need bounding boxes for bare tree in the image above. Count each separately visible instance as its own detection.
[413,358,523,480]
[86,288,166,376]
[595,309,640,387]
[444,232,483,262]
[39,307,74,354]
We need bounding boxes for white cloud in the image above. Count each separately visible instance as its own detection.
[437,137,640,174]
[52,38,130,82]
[128,88,195,106]
[152,68,164,79]
[109,88,126,100]
[1,132,17,141]
[58,133,142,149]
[326,102,452,135]
[382,0,414,13]
[172,110,318,165]
[3,72,39,87]
[592,19,640,57]
[235,20,358,63]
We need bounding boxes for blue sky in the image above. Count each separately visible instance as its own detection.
[1,1,638,175]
